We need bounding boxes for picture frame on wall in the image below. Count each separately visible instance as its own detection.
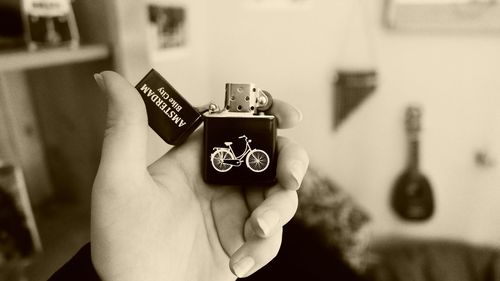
[384,0,500,32]
[146,2,188,61]
[243,0,313,10]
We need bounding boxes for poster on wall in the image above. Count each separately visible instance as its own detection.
[147,2,188,61]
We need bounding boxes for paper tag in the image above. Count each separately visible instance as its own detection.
[135,69,203,145]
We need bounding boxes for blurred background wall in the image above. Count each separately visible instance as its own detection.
[143,0,500,245]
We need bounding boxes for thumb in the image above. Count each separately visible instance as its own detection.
[94,71,149,184]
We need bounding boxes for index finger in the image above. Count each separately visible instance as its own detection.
[265,99,302,129]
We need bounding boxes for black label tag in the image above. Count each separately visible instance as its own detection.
[135,69,203,145]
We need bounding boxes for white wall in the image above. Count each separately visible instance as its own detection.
[109,0,212,161]
[204,0,500,245]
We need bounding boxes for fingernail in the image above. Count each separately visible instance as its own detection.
[296,107,303,122]
[289,104,303,123]
[256,210,280,237]
[290,161,305,189]
[231,256,255,278]
[94,73,105,91]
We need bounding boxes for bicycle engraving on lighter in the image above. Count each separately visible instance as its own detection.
[211,135,270,173]
[203,83,277,185]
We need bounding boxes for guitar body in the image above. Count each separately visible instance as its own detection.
[391,106,434,221]
[392,169,434,221]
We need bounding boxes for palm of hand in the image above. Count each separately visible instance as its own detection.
[92,133,271,281]
[91,71,306,281]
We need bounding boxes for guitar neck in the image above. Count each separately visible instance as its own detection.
[405,105,422,172]
[408,137,419,171]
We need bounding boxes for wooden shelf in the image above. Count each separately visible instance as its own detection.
[0,44,110,72]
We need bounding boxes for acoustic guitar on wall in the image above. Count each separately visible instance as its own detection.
[391,106,434,221]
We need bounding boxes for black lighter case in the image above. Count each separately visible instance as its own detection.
[135,69,203,145]
[204,115,277,185]
[135,69,277,185]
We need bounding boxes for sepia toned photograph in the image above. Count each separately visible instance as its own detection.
[1,0,500,280]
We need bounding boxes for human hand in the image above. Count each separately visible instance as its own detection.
[91,71,309,281]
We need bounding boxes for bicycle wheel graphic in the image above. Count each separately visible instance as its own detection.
[211,150,234,172]
[246,149,270,172]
